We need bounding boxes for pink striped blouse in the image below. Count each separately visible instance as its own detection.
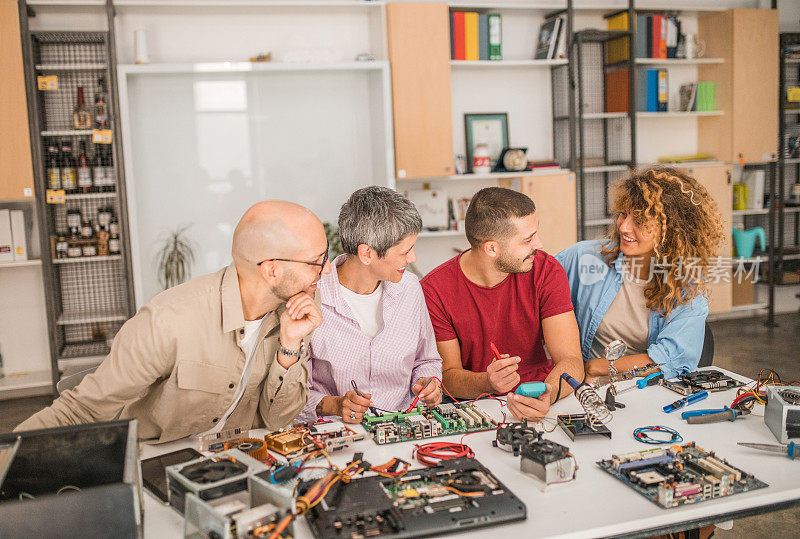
[298,255,442,421]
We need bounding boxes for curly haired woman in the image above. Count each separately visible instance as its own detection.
[555,167,724,380]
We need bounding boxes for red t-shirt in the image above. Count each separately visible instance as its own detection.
[421,249,574,386]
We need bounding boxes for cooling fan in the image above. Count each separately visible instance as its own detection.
[519,438,575,485]
[493,422,541,456]
[179,458,248,484]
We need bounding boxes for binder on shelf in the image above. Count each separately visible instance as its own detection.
[450,12,455,59]
[657,69,668,112]
[465,11,479,61]
[697,82,716,111]
[0,210,13,263]
[666,15,679,59]
[651,15,666,59]
[452,11,466,60]
[479,13,489,61]
[646,69,659,112]
[637,68,648,111]
[488,13,502,60]
[606,68,629,113]
[10,210,27,261]
[606,11,629,64]
[635,14,649,58]
[645,15,653,57]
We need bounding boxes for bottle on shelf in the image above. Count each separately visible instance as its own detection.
[55,236,69,259]
[66,208,82,238]
[47,144,61,190]
[77,141,92,193]
[80,218,94,240]
[73,86,92,129]
[97,207,111,256]
[60,141,77,193]
[102,147,115,192]
[109,215,121,255]
[92,147,105,189]
[94,77,108,129]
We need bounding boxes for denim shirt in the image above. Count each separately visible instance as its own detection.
[555,240,707,380]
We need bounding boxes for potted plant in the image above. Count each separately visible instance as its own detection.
[156,225,195,290]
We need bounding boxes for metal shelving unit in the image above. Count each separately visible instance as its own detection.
[778,33,800,294]
[19,1,136,391]
[552,0,636,241]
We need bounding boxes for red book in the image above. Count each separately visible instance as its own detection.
[651,15,661,60]
[453,11,466,61]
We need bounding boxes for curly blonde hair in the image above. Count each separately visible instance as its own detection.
[600,167,725,318]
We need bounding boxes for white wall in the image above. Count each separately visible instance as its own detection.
[23,0,788,289]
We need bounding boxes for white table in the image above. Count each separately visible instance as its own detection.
[141,367,800,538]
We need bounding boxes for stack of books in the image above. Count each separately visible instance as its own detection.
[605,11,680,63]
[450,11,502,61]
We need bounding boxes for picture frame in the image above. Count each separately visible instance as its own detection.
[464,113,509,173]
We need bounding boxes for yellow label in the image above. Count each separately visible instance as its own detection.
[92,129,113,144]
[37,75,58,91]
[46,189,66,204]
[787,87,800,102]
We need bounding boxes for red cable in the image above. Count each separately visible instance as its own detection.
[413,441,475,467]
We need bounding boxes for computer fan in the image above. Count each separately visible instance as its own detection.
[493,422,541,456]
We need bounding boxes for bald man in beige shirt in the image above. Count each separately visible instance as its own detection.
[16,201,332,442]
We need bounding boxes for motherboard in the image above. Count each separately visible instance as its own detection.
[305,457,526,538]
[361,403,497,445]
[597,442,768,509]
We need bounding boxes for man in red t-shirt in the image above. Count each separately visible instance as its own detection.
[421,187,584,419]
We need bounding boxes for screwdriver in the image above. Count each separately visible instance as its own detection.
[663,390,709,413]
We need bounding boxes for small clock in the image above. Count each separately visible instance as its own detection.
[493,147,528,172]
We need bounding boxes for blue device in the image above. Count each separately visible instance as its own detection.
[663,390,709,413]
[515,382,547,399]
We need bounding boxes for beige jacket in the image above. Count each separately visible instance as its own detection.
[16,264,309,442]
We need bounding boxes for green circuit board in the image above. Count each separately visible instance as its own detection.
[361,403,497,445]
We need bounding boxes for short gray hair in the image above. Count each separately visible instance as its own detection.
[339,186,423,257]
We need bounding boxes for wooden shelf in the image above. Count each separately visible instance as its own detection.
[450,59,567,68]
[120,61,388,74]
[584,165,629,173]
[447,2,566,11]
[32,0,386,6]
[637,111,724,118]
[0,370,52,394]
[0,259,42,268]
[634,58,724,66]
[419,230,464,238]
[403,169,567,182]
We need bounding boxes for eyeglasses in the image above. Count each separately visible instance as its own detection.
[257,241,330,276]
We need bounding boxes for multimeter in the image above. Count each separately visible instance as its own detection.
[514,382,547,399]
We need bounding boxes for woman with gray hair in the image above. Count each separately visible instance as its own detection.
[298,186,443,424]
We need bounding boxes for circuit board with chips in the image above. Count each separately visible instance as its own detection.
[361,403,497,445]
[597,442,768,509]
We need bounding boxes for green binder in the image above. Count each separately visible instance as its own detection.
[696,82,716,112]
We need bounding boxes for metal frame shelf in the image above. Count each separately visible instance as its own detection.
[18,4,137,392]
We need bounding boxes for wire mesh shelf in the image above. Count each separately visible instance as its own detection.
[27,30,134,380]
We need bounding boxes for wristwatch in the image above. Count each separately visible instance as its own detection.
[278,340,305,359]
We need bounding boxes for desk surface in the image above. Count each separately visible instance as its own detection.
[140,367,800,538]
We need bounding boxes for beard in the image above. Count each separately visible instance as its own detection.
[271,272,309,302]
[495,249,537,274]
